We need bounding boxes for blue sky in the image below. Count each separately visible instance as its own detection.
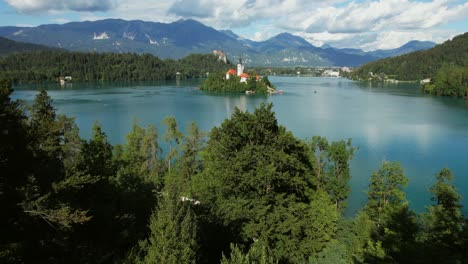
[1,0,467,50]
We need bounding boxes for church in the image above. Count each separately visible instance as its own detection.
[225,58,250,83]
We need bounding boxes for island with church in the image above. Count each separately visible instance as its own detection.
[201,58,279,94]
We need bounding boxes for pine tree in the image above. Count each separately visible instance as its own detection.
[29,88,64,194]
[221,243,276,264]
[193,103,315,262]
[143,192,198,264]
[163,116,183,173]
[80,121,114,178]
[0,79,33,262]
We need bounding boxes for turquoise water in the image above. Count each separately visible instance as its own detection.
[12,77,468,216]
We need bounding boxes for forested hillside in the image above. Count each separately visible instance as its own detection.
[1,80,467,263]
[352,32,468,81]
[423,64,468,97]
[0,51,233,82]
[0,37,55,57]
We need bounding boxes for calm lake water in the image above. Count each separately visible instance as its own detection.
[12,77,468,216]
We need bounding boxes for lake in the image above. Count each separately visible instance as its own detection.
[12,77,468,216]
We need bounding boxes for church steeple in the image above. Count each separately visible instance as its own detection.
[237,57,244,76]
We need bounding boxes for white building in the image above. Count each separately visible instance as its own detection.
[323,69,340,77]
[237,58,244,76]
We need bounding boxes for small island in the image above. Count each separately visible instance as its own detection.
[201,58,279,94]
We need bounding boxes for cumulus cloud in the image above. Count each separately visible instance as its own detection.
[281,0,468,34]
[5,0,467,50]
[165,0,344,29]
[6,0,117,13]
[297,31,378,49]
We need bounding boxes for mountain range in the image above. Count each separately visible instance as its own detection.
[0,19,436,67]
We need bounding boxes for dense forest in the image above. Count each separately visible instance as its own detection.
[0,51,233,83]
[423,65,468,97]
[1,79,467,263]
[201,72,274,93]
[351,32,468,81]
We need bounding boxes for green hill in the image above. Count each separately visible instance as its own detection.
[352,32,468,81]
[0,50,232,83]
[0,37,55,57]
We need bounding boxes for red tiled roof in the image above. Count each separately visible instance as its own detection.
[226,69,237,75]
[240,73,250,78]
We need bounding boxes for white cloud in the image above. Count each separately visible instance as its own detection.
[4,0,467,50]
[15,23,34,27]
[164,0,346,29]
[110,1,176,23]
[360,30,459,50]
[283,0,468,34]
[297,31,378,49]
[51,18,70,24]
[6,0,117,13]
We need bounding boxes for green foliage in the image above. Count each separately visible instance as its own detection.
[0,79,33,263]
[2,83,468,263]
[163,116,183,173]
[364,161,419,263]
[418,168,465,262]
[309,241,352,264]
[365,161,409,225]
[80,121,114,177]
[304,190,340,256]
[201,72,274,93]
[115,120,163,186]
[0,36,56,57]
[309,136,356,210]
[141,192,199,264]
[353,32,468,81]
[167,122,205,196]
[423,65,468,97]
[221,243,277,264]
[193,103,323,262]
[0,51,232,82]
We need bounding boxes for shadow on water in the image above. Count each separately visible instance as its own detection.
[13,79,204,91]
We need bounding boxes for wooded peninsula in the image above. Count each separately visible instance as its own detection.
[0,51,233,83]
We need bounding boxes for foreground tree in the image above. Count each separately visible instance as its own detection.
[366,161,409,226]
[309,136,355,210]
[365,161,418,263]
[142,194,198,264]
[193,103,321,262]
[0,79,33,262]
[418,168,465,263]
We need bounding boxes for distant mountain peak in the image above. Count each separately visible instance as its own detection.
[220,29,239,39]
[268,32,313,47]
[174,18,202,25]
[400,40,436,49]
[274,32,300,40]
